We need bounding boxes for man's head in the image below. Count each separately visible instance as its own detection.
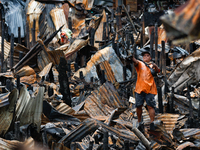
[142,51,151,62]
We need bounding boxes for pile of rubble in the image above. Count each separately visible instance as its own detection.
[0,0,200,149]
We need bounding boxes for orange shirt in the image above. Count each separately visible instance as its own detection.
[135,61,157,95]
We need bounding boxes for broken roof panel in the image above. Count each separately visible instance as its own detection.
[0,92,10,108]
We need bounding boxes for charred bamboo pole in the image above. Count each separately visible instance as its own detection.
[26,21,30,49]
[132,128,150,150]
[1,6,5,73]
[57,57,71,106]
[18,27,21,44]
[190,43,193,54]
[31,19,36,46]
[100,70,106,84]
[10,33,14,69]
[89,27,95,46]
[169,87,174,113]
[103,132,108,150]
[106,15,110,42]
[17,75,20,91]
[68,17,72,31]
[187,83,193,127]
[150,29,154,61]
[103,22,107,45]
[155,23,158,65]
[123,65,126,81]
[158,86,163,113]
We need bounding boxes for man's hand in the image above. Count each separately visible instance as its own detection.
[132,55,139,66]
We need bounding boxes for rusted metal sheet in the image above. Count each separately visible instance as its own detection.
[0,36,11,60]
[55,103,75,115]
[176,141,196,150]
[84,82,126,118]
[160,0,200,43]
[99,61,116,84]
[27,0,45,42]
[0,92,10,108]
[16,86,45,132]
[14,66,35,78]
[180,128,200,138]
[61,3,69,22]
[0,137,22,150]
[156,114,179,133]
[64,39,89,60]
[0,88,18,136]
[168,48,200,92]
[48,50,66,65]
[73,47,126,82]
[39,62,53,79]
[50,7,69,39]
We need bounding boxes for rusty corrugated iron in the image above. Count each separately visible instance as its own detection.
[0,92,10,108]
[0,89,18,136]
[84,82,126,118]
[160,0,200,43]
[99,61,116,84]
[55,103,75,115]
[0,36,11,60]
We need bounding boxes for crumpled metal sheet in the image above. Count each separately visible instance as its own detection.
[55,102,75,115]
[73,47,128,82]
[176,141,196,150]
[39,62,52,78]
[16,86,45,132]
[0,36,11,60]
[167,48,200,91]
[160,0,200,43]
[64,38,89,60]
[27,0,45,42]
[0,92,10,108]
[14,66,35,78]
[84,82,126,118]
[0,88,18,136]
[0,137,22,150]
[50,7,69,39]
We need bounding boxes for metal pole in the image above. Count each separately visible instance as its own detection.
[18,27,21,44]
[10,33,14,69]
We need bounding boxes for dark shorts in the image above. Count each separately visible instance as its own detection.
[135,92,156,108]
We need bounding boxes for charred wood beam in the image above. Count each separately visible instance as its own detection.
[150,29,154,61]
[42,129,48,148]
[14,121,20,140]
[26,21,30,49]
[187,84,194,127]
[10,33,14,69]
[103,132,108,150]
[4,23,8,41]
[18,27,21,44]
[13,25,64,71]
[103,22,107,45]
[88,141,94,150]
[68,17,72,30]
[132,128,150,150]
[31,19,36,46]
[1,8,5,73]
[57,57,71,106]
[158,86,163,113]
[169,87,174,113]
[89,27,95,46]
[155,23,158,65]
[123,65,126,81]
[17,75,20,91]
[198,96,200,125]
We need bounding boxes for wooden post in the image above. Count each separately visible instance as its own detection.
[158,86,163,113]
[169,87,174,113]
[155,23,158,65]
[150,29,154,61]
[26,21,30,49]
[31,19,36,46]
[18,27,21,44]
[103,132,108,150]
[10,33,14,69]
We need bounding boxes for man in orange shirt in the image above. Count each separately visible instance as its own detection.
[132,51,160,131]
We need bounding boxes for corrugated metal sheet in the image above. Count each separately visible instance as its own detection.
[84,82,126,118]
[50,7,68,39]
[0,137,22,150]
[48,50,66,65]
[0,36,11,60]
[14,66,35,77]
[99,61,116,84]
[0,89,18,136]
[0,92,10,108]
[16,86,45,132]
[55,103,75,115]
[39,62,52,78]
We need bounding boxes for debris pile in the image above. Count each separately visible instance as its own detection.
[0,0,200,149]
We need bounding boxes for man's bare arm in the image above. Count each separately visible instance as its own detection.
[132,56,139,66]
